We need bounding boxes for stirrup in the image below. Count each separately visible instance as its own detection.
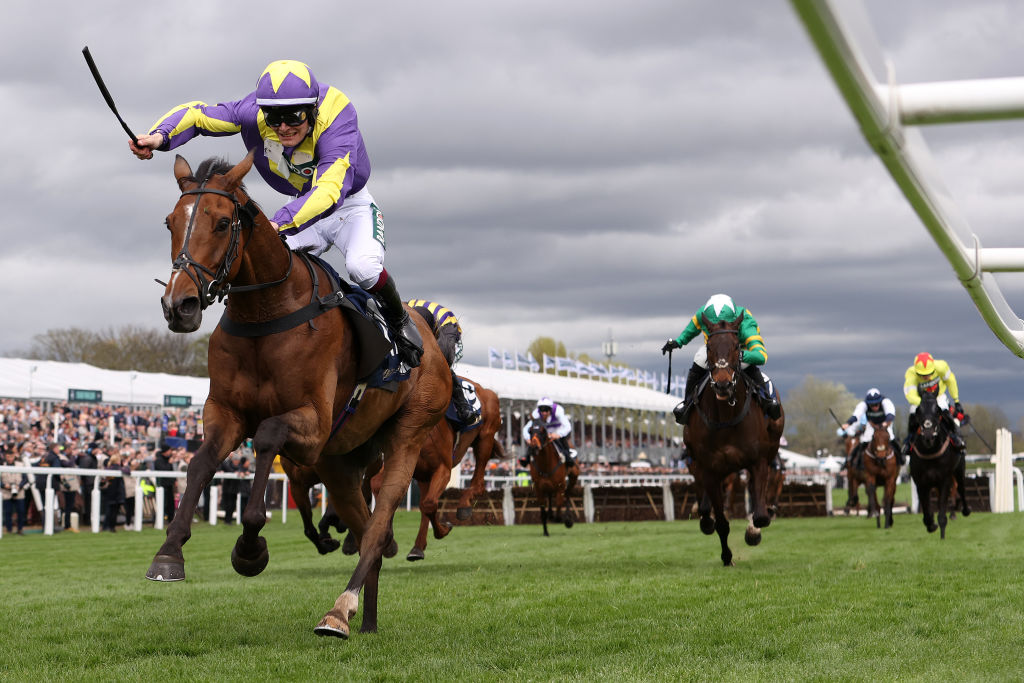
[394,317,423,368]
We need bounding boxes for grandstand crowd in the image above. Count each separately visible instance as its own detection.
[1,396,691,535]
[0,398,254,534]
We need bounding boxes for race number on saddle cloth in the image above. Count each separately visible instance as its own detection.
[444,378,483,432]
[132,60,421,367]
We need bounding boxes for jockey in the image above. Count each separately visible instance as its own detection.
[902,352,966,454]
[837,388,903,468]
[662,293,780,422]
[407,299,479,425]
[129,60,422,368]
[519,397,575,469]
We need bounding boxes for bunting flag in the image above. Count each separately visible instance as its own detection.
[488,347,501,368]
[543,354,555,372]
[526,352,540,372]
[502,350,515,369]
[575,360,591,376]
[516,351,538,372]
[592,364,610,381]
[555,356,577,373]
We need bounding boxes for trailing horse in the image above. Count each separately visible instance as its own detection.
[683,313,785,566]
[283,380,505,562]
[148,153,450,638]
[907,392,970,539]
[526,421,579,536]
[862,425,900,529]
[841,432,871,517]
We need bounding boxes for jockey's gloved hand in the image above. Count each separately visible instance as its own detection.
[661,339,680,355]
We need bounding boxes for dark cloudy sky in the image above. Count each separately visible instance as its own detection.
[3,1,1024,421]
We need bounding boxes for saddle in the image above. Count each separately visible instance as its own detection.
[218,253,407,385]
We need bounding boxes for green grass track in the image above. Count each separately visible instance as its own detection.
[1,509,1022,681]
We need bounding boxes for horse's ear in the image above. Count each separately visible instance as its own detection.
[223,148,256,191]
[174,155,196,192]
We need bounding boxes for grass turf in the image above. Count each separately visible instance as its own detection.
[1,508,1022,681]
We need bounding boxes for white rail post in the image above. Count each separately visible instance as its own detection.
[502,483,515,526]
[134,480,143,531]
[43,474,55,536]
[991,429,1013,512]
[154,487,165,530]
[91,480,101,534]
[208,484,219,525]
[663,481,674,522]
[583,483,595,524]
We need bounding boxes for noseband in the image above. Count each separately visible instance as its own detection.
[169,183,291,309]
[707,328,740,404]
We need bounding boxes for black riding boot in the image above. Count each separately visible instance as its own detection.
[849,442,865,471]
[451,370,479,424]
[375,276,422,368]
[743,366,781,420]
[674,363,706,425]
[557,438,573,469]
[892,439,905,466]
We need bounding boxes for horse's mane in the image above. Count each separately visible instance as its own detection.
[182,157,262,214]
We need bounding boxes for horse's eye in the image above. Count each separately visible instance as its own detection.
[215,217,231,233]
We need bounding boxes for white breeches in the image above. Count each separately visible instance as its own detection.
[859,422,896,444]
[283,186,385,289]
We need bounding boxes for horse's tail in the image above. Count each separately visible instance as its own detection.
[491,436,507,460]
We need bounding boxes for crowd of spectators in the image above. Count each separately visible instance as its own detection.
[0,397,252,534]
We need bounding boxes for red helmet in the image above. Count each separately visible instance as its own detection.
[913,352,935,376]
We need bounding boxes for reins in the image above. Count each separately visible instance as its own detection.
[162,182,292,309]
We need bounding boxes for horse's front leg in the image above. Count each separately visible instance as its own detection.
[147,406,243,582]
[937,477,952,540]
[232,407,324,577]
[748,458,771,529]
[917,478,937,533]
[706,480,733,566]
[884,472,897,529]
[865,480,879,523]
[954,457,971,517]
[321,430,425,636]
[283,462,340,555]
[698,490,715,535]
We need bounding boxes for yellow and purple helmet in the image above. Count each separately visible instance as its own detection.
[914,352,935,376]
[255,60,320,107]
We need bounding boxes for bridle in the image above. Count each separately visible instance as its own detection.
[707,327,741,405]
[529,423,564,478]
[165,182,292,309]
[910,397,951,460]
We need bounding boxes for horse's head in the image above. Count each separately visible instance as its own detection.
[160,151,257,332]
[914,391,946,452]
[528,419,550,449]
[870,425,891,458]
[703,312,743,403]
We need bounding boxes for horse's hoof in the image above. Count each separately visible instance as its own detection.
[407,548,425,562]
[434,521,452,540]
[456,506,472,521]
[926,523,937,534]
[383,538,399,559]
[744,526,762,546]
[342,532,358,555]
[962,507,971,517]
[699,517,715,535]
[314,616,349,639]
[316,536,341,555]
[231,536,269,576]
[564,517,574,529]
[146,555,185,582]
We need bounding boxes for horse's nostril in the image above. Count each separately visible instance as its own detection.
[178,296,200,317]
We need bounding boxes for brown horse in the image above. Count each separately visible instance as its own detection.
[842,432,873,516]
[147,153,450,639]
[683,313,785,566]
[400,380,505,561]
[283,380,505,561]
[526,421,579,536]
[908,392,970,538]
[862,426,900,529]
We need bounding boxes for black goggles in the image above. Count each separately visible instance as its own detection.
[262,107,310,128]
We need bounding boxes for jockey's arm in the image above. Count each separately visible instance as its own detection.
[937,360,960,403]
[903,367,922,406]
